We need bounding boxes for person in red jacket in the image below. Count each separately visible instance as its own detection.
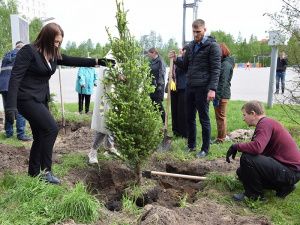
[226,100,300,201]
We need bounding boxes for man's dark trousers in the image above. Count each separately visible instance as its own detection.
[185,86,210,152]
[237,153,300,198]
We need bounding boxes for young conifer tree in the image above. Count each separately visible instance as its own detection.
[104,0,162,184]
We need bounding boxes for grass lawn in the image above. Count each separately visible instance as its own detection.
[0,100,299,224]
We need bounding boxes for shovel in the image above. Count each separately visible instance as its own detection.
[58,66,66,134]
[142,170,207,181]
[157,59,174,152]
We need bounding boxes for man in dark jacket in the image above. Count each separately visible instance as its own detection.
[275,51,288,94]
[0,41,31,141]
[169,19,221,157]
[148,47,166,123]
[226,101,300,201]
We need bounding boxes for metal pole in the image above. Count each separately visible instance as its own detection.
[267,46,278,108]
[58,66,66,134]
[193,0,199,20]
[182,0,186,47]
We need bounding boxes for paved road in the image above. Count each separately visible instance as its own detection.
[0,67,297,111]
[48,67,296,103]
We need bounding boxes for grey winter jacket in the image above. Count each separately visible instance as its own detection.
[175,36,221,91]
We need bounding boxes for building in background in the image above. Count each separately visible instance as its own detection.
[4,0,47,20]
[17,0,46,20]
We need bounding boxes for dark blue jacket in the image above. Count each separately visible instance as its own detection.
[149,55,166,101]
[175,56,186,90]
[0,48,20,92]
[175,36,221,91]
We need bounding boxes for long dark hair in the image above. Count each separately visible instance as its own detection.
[33,23,64,60]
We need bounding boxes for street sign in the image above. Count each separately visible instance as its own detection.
[268,30,284,46]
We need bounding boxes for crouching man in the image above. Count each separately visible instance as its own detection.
[226,100,300,201]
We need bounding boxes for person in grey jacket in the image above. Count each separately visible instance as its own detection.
[169,19,221,158]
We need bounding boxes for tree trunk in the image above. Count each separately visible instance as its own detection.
[135,163,142,185]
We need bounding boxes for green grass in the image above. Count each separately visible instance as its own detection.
[53,153,88,177]
[0,132,32,147]
[178,193,189,208]
[0,100,299,224]
[0,173,101,225]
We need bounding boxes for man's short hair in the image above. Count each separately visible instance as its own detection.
[192,19,205,28]
[242,100,265,115]
[15,41,24,48]
[148,47,158,54]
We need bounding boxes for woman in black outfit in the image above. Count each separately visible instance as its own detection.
[5,23,112,184]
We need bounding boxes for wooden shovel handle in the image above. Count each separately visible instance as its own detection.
[151,171,207,181]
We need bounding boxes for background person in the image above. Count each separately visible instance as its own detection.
[212,43,234,144]
[169,19,221,158]
[245,61,250,70]
[5,23,114,184]
[275,51,288,94]
[170,47,187,138]
[75,66,97,114]
[147,47,166,123]
[88,54,118,164]
[226,101,300,201]
[0,41,31,141]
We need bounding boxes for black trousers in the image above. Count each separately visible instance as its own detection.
[237,153,300,198]
[171,89,187,138]
[150,96,165,124]
[185,86,211,152]
[17,99,59,176]
[78,94,91,113]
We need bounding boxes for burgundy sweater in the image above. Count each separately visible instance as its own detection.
[237,117,300,171]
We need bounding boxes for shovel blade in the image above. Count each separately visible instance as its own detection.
[157,135,172,152]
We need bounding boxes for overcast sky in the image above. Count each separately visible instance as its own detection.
[45,0,284,47]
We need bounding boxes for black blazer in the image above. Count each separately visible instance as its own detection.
[6,44,97,110]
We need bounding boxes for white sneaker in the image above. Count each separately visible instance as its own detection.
[108,146,120,156]
[88,150,98,164]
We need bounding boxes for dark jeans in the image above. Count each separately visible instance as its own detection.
[237,153,300,198]
[1,92,26,138]
[17,99,59,177]
[171,89,187,138]
[78,94,91,113]
[276,71,286,92]
[185,86,210,152]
